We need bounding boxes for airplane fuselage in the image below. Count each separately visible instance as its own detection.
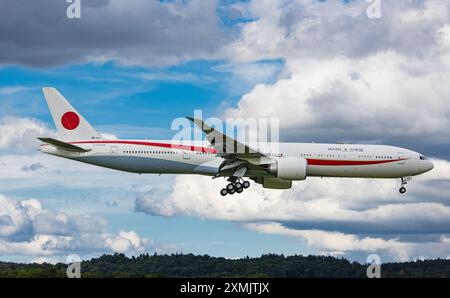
[40,139,434,179]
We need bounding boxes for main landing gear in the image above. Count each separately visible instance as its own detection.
[220,178,250,196]
[399,176,411,194]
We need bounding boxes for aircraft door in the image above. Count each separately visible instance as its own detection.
[183,151,190,160]
[397,152,406,165]
[110,146,118,156]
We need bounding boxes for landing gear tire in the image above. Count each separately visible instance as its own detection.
[235,182,243,190]
[221,178,250,196]
[243,181,250,189]
[399,187,406,194]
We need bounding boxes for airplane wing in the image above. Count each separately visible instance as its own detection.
[187,117,275,177]
[38,137,91,153]
[186,117,264,157]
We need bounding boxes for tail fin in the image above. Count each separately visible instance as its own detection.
[42,87,100,141]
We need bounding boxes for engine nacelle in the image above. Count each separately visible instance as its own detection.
[268,157,307,180]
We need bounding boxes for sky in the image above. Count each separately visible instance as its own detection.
[1,0,450,264]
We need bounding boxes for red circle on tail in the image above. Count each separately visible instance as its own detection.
[61,112,80,130]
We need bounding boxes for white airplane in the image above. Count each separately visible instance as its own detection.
[38,87,434,196]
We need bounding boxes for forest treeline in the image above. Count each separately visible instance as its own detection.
[1,253,449,278]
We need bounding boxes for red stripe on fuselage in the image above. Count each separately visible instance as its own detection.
[306,158,407,166]
[70,140,407,166]
[70,140,217,154]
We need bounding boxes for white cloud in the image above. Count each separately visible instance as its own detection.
[0,117,54,151]
[135,158,450,261]
[0,196,37,238]
[136,158,450,223]
[0,150,173,197]
[246,222,406,255]
[0,194,177,257]
[227,0,450,62]
[225,51,450,144]
[105,230,147,254]
[0,234,72,256]
[222,1,450,147]
[0,86,35,95]
[245,222,450,262]
[31,256,62,265]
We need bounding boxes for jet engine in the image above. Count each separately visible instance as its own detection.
[268,157,308,180]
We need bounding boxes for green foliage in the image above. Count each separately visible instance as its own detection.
[0,253,449,278]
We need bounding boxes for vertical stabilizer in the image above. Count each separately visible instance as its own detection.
[42,87,100,141]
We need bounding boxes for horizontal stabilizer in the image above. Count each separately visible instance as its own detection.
[38,137,91,153]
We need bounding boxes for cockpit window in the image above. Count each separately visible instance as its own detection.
[420,156,427,160]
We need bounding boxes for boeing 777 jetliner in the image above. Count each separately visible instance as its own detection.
[38,87,434,196]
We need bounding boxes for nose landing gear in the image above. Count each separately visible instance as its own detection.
[399,176,411,194]
[220,177,250,196]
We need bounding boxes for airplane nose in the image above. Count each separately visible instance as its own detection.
[428,160,434,171]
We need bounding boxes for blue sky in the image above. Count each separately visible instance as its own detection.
[0,59,294,262]
[0,60,283,134]
[1,0,450,264]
